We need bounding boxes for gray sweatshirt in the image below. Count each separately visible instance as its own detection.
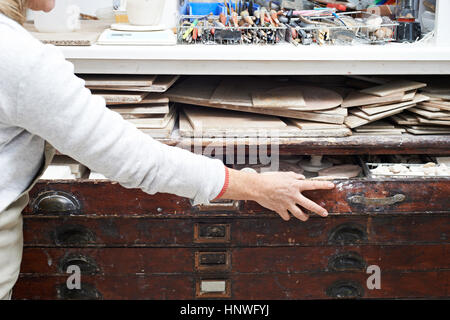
[0,14,225,213]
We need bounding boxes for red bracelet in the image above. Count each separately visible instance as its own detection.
[214,166,229,200]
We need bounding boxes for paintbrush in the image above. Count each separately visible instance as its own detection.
[259,8,265,26]
[223,0,229,15]
[270,9,280,26]
[248,0,254,15]
[231,9,239,28]
[241,9,254,25]
[219,12,227,25]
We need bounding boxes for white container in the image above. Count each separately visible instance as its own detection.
[34,0,80,33]
[160,0,180,29]
[421,10,435,33]
[127,0,165,26]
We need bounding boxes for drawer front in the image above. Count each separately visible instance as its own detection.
[13,271,449,300]
[23,215,450,247]
[233,215,450,246]
[23,218,236,247]
[20,248,194,275]
[13,275,194,300]
[231,245,450,273]
[25,182,192,216]
[243,179,450,215]
[20,245,448,275]
[230,271,449,299]
[25,179,450,217]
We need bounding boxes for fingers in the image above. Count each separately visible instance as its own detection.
[299,181,335,191]
[276,209,291,221]
[288,205,309,222]
[297,194,328,217]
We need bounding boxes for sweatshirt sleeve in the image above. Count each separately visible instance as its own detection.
[8,36,225,205]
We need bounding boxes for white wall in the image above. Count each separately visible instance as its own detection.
[74,0,113,15]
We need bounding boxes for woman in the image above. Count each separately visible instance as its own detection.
[0,0,335,300]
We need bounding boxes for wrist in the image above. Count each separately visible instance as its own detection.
[213,165,230,201]
[242,171,264,202]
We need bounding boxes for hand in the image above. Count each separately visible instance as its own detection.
[220,168,335,222]
[253,171,335,221]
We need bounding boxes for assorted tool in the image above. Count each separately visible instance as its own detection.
[178,1,397,45]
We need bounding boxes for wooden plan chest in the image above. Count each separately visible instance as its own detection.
[12,152,450,299]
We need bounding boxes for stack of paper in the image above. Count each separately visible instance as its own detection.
[389,85,450,135]
[40,156,87,180]
[166,76,354,138]
[342,80,428,130]
[79,74,181,138]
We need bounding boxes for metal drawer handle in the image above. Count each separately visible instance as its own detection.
[326,280,363,299]
[195,251,231,272]
[328,223,367,245]
[59,253,100,274]
[204,226,225,238]
[328,252,366,272]
[348,194,406,206]
[200,253,226,265]
[32,191,81,215]
[196,279,231,298]
[192,199,240,212]
[53,224,96,246]
[194,224,231,243]
[57,283,102,300]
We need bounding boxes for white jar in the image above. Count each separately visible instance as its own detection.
[34,0,80,33]
[160,0,180,29]
[127,0,165,26]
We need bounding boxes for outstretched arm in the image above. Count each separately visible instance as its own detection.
[5,32,335,219]
[7,35,225,205]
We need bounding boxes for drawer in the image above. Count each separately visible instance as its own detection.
[242,178,450,215]
[13,271,449,300]
[23,215,450,247]
[20,245,448,275]
[12,275,194,300]
[25,177,450,217]
[231,245,450,273]
[24,182,192,216]
[229,271,449,299]
[232,214,450,246]
[23,218,234,247]
[20,248,194,275]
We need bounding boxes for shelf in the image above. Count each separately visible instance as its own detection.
[64,43,450,75]
[159,134,450,155]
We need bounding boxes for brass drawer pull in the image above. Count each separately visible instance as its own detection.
[326,280,363,299]
[195,251,231,272]
[328,252,366,272]
[348,194,406,206]
[57,283,102,300]
[53,224,96,246]
[328,223,367,245]
[196,279,231,298]
[192,199,240,212]
[59,253,100,274]
[32,191,81,215]
[194,223,231,243]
